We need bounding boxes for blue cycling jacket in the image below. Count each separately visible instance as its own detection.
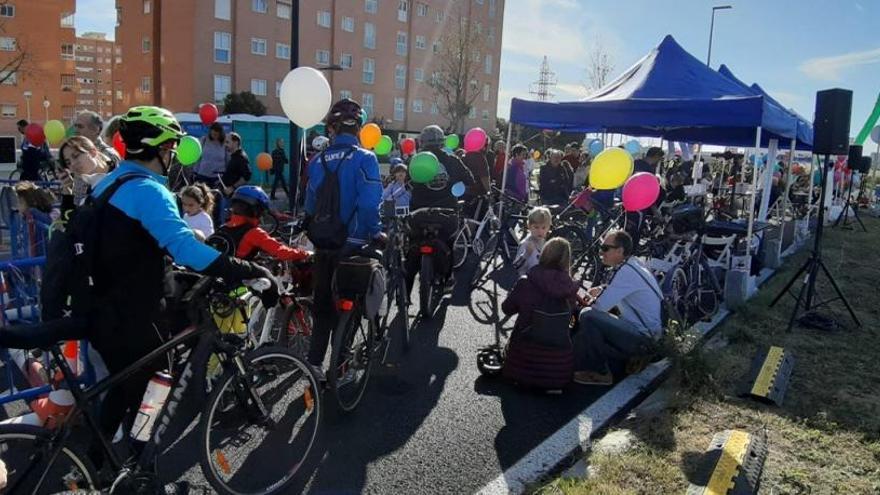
[304,134,382,245]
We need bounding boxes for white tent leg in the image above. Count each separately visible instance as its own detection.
[498,123,514,220]
[746,127,762,248]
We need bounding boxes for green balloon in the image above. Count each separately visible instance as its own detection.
[65,126,76,138]
[445,134,460,149]
[410,152,440,183]
[44,120,66,145]
[177,135,202,166]
[375,135,393,155]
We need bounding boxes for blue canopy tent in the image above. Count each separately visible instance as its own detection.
[750,82,813,148]
[509,35,798,148]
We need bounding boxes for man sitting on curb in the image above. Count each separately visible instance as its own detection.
[573,230,663,385]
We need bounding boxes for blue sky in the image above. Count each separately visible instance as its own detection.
[499,0,880,142]
[79,0,880,140]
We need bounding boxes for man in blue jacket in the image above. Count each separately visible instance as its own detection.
[304,98,383,376]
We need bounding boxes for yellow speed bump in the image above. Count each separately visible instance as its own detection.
[687,429,768,495]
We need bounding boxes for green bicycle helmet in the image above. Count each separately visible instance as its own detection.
[119,105,186,151]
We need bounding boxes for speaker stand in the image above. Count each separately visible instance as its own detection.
[770,155,861,332]
[832,176,867,232]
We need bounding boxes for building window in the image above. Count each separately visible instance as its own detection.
[365,0,377,13]
[432,41,441,54]
[215,0,231,20]
[142,37,151,53]
[277,0,291,19]
[472,50,480,62]
[430,102,439,115]
[475,22,482,35]
[317,10,331,28]
[395,64,406,89]
[276,42,290,59]
[275,81,281,97]
[394,97,405,121]
[415,35,426,50]
[251,78,267,96]
[362,58,375,84]
[468,106,476,119]
[340,90,352,100]
[116,90,123,100]
[482,110,489,121]
[252,0,267,13]
[362,93,374,118]
[0,71,16,85]
[214,75,231,102]
[414,68,424,82]
[397,0,408,22]
[251,38,267,55]
[1,105,16,118]
[316,49,330,66]
[342,16,355,32]
[476,0,484,4]
[0,37,14,51]
[364,23,376,49]
[143,0,151,14]
[431,71,440,85]
[115,56,122,65]
[435,10,445,23]
[483,83,490,102]
[417,3,428,16]
[61,12,75,28]
[485,54,493,74]
[340,53,353,69]
[489,0,496,17]
[61,44,74,60]
[141,76,152,94]
[61,74,75,88]
[214,32,232,63]
[396,32,407,56]
[0,5,15,17]
[488,26,495,46]
[412,99,423,113]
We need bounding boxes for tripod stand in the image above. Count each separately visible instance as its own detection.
[770,155,861,332]
[832,170,867,231]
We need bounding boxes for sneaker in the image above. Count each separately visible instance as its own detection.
[443,274,456,293]
[573,370,613,386]
[310,366,326,383]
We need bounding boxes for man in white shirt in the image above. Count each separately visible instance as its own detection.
[573,230,663,385]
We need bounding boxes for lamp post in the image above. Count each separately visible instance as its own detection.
[707,5,732,67]
[23,91,31,121]
[42,98,50,122]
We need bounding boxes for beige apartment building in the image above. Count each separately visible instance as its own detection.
[0,1,78,139]
[74,32,119,121]
[115,0,504,133]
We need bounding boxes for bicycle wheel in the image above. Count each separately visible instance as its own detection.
[260,211,279,236]
[396,269,411,349]
[418,255,437,318]
[451,227,470,269]
[549,225,589,261]
[274,298,314,359]
[0,424,99,494]
[6,169,19,181]
[200,346,321,495]
[695,260,721,321]
[662,266,689,326]
[328,307,375,412]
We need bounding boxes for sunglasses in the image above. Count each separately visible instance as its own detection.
[599,244,619,252]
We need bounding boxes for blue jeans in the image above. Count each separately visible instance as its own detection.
[573,307,656,373]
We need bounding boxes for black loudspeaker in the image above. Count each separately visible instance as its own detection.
[848,144,863,165]
[859,156,872,173]
[0,137,14,164]
[813,88,853,155]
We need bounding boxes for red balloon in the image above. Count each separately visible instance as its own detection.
[24,123,45,147]
[199,103,219,125]
[400,138,416,155]
[112,131,126,158]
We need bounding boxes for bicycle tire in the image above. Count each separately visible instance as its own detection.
[6,169,19,181]
[275,298,314,359]
[419,255,436,319]
[260,211,280,237]
[328,308,374,412]
[548,225,589,261]
[451,227,470,269]
[199,346,321,495]
[0,423,100,494]
[396,269,411,349]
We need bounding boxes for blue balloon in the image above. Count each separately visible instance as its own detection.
[588,139,604,156]
[624,139,641,156]
[451,181,466,197]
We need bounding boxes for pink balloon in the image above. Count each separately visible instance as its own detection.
[621,172,660,212]
[463,127,487,153]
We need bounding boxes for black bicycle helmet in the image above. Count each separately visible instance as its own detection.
[326,98,364,129]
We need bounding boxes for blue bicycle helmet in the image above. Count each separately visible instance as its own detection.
[231,185,270,210]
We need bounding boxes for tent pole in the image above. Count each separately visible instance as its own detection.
[498,123,514,221]
[746,127,762,250]
[758,138,778,221]
[805,154,816,229]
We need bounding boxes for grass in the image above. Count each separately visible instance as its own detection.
[538,216,880,495]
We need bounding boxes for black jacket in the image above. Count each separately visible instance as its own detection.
[410,148,475,210]
[223,149,252,186]
[538,163,573,205]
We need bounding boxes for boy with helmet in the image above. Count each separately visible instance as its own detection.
[86,106,277,473]
[303,98,383,376]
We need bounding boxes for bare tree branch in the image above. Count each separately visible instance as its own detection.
[584,38,615,94]
[0,12,34,88]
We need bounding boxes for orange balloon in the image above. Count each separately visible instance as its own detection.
[256,152,273,171]
[359,123,382,149]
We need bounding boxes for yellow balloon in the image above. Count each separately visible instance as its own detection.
[589,148,634,190]
[44,120,66,146]
[533,150,541,160]
[359,123,381,149]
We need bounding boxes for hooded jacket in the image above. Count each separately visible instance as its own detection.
[501,265,579,333]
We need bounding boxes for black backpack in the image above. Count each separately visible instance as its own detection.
[205,223,253,259]
[41,174,148,321]
[307,147,357,250]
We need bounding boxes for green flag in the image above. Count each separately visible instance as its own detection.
[855,93,880,145]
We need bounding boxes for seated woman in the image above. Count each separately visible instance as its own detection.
[501,238,587,389]
[573,230,663,386]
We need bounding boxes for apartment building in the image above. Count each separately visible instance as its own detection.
[116,0,504,133]
[0,1,77,138]
[74,32,118,121]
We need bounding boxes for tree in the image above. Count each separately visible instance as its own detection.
[429,11,486,133]
[221,91,267,116]
[0,2,33,87]
[584,38,615,94]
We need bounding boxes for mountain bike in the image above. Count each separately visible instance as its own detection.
[0,272,322,495]
[661,234,723,327]
[465,190,529,288]
[380,200,412,349]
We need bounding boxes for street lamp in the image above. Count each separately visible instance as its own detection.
[42,98,50,122]
[707,5,732,67]
[23,91,31,121]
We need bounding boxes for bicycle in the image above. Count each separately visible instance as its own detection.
[661,233,723,328]
[0,272,322,495]
[379,200,412,349]
[463,190,529,288]
[409,208,458,319]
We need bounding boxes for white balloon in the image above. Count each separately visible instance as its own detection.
[279,67,332,128]
[871,125,880,145]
